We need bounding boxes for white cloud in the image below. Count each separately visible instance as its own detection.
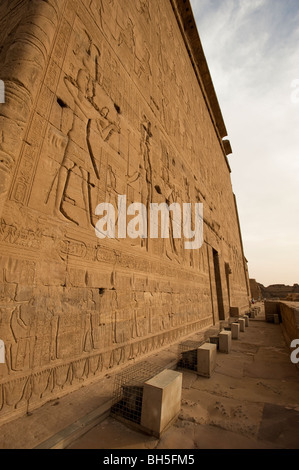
[190,0,299,285]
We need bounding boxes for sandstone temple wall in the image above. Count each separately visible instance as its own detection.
[0,0,250,424]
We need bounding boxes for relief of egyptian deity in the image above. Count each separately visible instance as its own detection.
[89,0,117,39]
[136,0,151,22]
[126,115,153,250]
[47,36,120,227]
[7,306,35,372]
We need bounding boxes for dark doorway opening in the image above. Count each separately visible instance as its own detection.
[213,249,225,321]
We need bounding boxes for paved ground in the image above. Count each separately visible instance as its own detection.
[1,304,299,449]
[68,308,299,450]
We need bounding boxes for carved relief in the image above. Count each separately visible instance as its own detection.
[0,0,63,216]
[136,0,151,22]
[139,115,153,250]
[51,75,119,226]
[118,17,135,54]
[89,0,117,40]
[0,0,251,427]
[134,42,152,80]
[43,31,121,227]
[5,305,35,372]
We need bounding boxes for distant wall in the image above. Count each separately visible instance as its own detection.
[250,279,262,300]
[279,302,299,343]
[259,283,299,299]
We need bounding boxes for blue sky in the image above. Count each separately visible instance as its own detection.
[190,0,299,286]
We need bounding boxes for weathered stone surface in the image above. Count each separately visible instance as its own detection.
[0,0,250,423]
[249,279,262,300]
[230,307,240,317]
[257,283,299,300]
[279,302,299,342]
[265,301,281,323]
[274,314,280,325]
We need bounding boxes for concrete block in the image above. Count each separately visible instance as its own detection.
[231,322,240,340]
[197,343,217,377]
[141,369,182,437]
[230,307,240,317]
[244,314,249,327]
[219,330,231,353]
[238,318,246,332]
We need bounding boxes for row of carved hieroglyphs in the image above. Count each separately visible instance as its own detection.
[0,316,212,421]
[0,0,65,217]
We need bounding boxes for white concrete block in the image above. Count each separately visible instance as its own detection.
[197,343,217,377]
[231,322,240,340]
[244,314,249,327]
[238,318,246,332]
[219,330,231,354]
[141,369,182,437]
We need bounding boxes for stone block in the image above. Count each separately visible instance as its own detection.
[219,330,231,353]
[197,343,217,377]
[279,302,299,341]
[244,314,249,327]
[230,307,240,317]
[238,318,246,332]
[231,322,240,340]
[141,369,182,437]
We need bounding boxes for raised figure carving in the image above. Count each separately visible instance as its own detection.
[52,55,120,225]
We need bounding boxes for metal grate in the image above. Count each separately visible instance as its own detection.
[177,340,205,372]
[111,362,163,425]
